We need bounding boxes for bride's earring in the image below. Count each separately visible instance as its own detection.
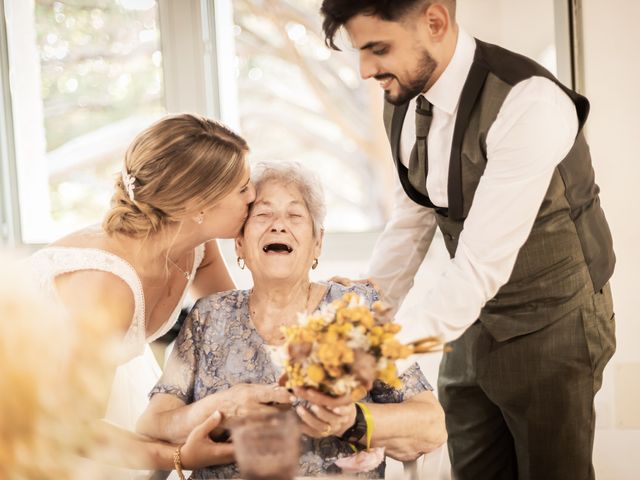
[195,212,204,225]
[237,257,245,270]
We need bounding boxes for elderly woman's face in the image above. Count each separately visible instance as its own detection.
[237,180,321,281]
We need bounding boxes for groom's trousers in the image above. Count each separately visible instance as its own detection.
[438,283,615,480]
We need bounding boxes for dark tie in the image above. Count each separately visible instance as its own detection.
[408,95,433,197]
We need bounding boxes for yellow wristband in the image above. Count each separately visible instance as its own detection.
[355,402,373,451]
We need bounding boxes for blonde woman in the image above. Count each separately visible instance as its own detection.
[26,114,293,473]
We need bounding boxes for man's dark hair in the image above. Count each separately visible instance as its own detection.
[320,0,455,50]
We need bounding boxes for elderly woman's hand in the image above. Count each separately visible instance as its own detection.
[217,383,295,424]
[294,387,357,439]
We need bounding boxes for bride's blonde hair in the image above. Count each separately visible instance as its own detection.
[103,113,249,237]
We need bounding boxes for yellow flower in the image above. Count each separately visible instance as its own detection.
[381,339,413,360]
[357,310,375,329]
[306,364,326,384]
[307,317,327,332]
[282,292,427,397]
[328,322,353,336]
[383,323,402,334]
[378,362,402,389]
[350,385,368,402]
[367,325,384,347]
[282,325,315,344]
[285,362,305,387]
[317,341,354,369]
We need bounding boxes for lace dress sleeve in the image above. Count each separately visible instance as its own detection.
[149,303,203,403]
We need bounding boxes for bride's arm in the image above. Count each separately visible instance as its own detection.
[54,272,234,469]
[92,412,234,469]
[54,269,135,338]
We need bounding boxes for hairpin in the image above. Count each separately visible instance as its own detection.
[121,167,136,201]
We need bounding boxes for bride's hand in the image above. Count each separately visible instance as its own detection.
[180,411,235,468]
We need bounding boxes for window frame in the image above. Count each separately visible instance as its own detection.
[0,0,21,247]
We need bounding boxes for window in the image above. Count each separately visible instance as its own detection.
[458,0,572,85]
[3,0,165,243]
[0,0,575,247]
[225,0,393,233]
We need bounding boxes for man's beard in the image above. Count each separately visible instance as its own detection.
[379,49,437,106]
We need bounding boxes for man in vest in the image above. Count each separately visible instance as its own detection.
[320,1,615,479]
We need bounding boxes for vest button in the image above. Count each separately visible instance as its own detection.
[445,233,455,241]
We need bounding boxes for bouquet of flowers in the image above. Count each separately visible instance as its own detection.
[281,292,443,400]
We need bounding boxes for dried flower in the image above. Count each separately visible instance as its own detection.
[282,294,419,399]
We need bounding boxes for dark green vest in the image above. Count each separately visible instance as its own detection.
[383,39,615,341]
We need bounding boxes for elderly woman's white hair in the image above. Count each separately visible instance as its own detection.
[251,161,326,237]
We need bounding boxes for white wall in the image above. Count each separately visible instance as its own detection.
[581,1,640,479]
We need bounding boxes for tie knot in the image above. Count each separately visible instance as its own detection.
[415,95,432,138]
[416,95,432,116]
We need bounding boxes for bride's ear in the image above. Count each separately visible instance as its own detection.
[193,211,204,225]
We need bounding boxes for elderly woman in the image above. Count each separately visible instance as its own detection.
[137,162,447,478]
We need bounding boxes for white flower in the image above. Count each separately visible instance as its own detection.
[332,375,359,395]
[347,326,370,350]
[377,357,389,371]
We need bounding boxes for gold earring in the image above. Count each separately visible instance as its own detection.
[237,257,245,270]
[312,258,318,270]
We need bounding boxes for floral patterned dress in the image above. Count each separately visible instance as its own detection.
[150,281,432,479]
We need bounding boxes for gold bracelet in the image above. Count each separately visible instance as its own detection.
[173,445,186,480]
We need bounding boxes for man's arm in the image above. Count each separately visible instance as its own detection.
[398,77,579,343]
[368,178,438,311]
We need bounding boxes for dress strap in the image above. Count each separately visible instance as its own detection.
[27,247,146,351]
[193,243,206,275]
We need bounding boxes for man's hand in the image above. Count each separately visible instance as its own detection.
[330,276,384,297]
[294,387,356,439]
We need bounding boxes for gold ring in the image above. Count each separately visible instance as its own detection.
[322,425,332,436]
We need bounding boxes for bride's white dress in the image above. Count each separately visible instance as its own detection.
[26,244,205,478]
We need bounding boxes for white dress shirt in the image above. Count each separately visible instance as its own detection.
[368,29,579,342]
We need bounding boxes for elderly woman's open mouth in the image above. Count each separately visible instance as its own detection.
[262,242,294,254]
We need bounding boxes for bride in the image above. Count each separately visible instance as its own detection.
[26,114,293,475]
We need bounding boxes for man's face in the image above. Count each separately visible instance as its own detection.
[345,13,437,105]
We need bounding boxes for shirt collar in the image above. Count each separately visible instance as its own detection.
[425,28,476,115]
